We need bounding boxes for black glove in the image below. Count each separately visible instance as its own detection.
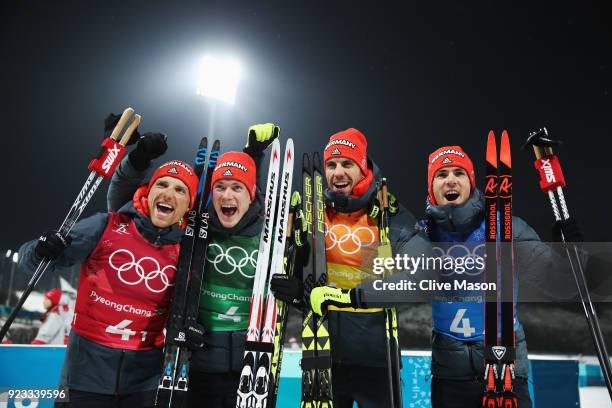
[128,132,168,171]
[185,322,206,350]
[243,123,280,157]
[104,113,140,145]
[552,218,584,243]
[270,274,304,308]
[35,231,71,260]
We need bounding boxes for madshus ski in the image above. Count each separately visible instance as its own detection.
[155,137,220,408]
[236,138,294,408]
[524,128,612,400]
[0,107,140,342]
[300,152,333,408]
[482,130,518,408]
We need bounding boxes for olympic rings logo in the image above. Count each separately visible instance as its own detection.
[431,243,485,277]
[206,244,258,278]
[109,249,176,293]
[325,223,377,255]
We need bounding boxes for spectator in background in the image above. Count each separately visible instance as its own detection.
[31,288,73,345]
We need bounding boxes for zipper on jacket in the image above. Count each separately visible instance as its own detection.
[115,349,125,396]
[467,341,479,380]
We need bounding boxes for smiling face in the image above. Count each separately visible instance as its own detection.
[432,166,472,205]
[212,179,251,228]
[325,157,364,196]
[147,176,191,228]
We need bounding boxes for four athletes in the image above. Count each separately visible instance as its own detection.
[14,116,583,407]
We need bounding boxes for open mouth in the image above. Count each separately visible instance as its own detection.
[156,202,174,215]
[221,204,237,217]
[333,181,350,190]
[444,191,460,202]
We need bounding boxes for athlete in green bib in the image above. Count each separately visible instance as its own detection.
[107,123,279,408]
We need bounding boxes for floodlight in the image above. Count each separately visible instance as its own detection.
[196,55,241,104]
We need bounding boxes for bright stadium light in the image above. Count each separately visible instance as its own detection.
[5,249,11,258]
[12,252,18,263]
[196,55,241,104]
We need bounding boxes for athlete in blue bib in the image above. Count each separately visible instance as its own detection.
[421,145,582,408]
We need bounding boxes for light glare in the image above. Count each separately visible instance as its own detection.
[197,55,241,104]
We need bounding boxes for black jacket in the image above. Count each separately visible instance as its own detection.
[19,202,184,394]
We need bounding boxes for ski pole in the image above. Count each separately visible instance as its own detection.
[0,108,140,342]
[523,127,612,400]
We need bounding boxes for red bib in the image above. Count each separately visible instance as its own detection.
[71,213,179,350]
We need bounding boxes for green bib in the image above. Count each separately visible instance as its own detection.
[199,234,260,331]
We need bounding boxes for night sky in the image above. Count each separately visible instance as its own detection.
[2,1,611,254]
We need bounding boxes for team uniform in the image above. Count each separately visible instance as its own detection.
[19,160,198,408]
[19,204,183,406]
[319,129,429,408]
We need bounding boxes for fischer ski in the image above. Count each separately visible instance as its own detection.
[482,130,518,408]
[524,128,612,400]
[236,138,295,408]
[0,107,140,342]
[268,190,302,408]
[376,178,403,408]
[155,137,220,408]
[300,152,333,408]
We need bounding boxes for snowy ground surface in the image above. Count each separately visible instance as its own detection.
[580,387,612,407]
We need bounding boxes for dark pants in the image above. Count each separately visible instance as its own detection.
[431,377,532,408]
[332,364,393,408]
[54,389,155,408]
[184,371,240,408]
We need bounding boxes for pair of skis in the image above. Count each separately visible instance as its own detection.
[483,130,518,408]
[300,153,334,408]
[155,137,220,408]
[0,107,140,342]
[236,138,295,408]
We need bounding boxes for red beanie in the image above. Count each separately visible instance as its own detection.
[45,289,62,306]
[323,128,368,174]
[427,146,476,205]
[211,152,257,201]
[147,160,200,210]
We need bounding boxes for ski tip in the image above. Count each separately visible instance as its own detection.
[312,151,321,169]
[302,152,311,170]
[486,131,497,167]
[500,130,511,167]
[270,138,281,162]
[285,138,294,162]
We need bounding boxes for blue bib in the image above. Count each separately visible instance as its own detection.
[422,218,520,341]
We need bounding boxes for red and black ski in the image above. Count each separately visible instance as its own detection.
[482,130,518,408]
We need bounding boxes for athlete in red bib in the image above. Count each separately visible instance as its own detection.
[19,129,198,408]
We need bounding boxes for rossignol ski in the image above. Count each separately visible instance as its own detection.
[0,107,140,342]
[155,137,220,408]
[482,130,518,408]
[236,138,294,408]
[300,152,333,408]
[524,128,612,400]
[376,178,403,408]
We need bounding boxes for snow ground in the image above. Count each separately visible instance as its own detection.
[580,387,612,407]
